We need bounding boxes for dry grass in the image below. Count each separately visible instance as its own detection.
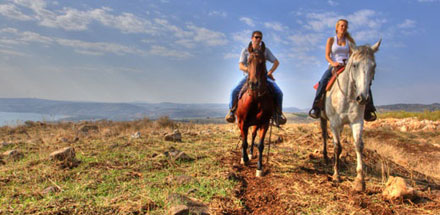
[1,117,439,214]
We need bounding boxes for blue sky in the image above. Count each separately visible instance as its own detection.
[0,0,439,109]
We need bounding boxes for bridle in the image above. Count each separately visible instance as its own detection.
[246,50,268,97]
[336,58,375,102]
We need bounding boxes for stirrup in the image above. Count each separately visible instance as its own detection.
[225,110,236,123]
[308,108,320,119]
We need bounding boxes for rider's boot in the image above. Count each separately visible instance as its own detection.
[274,106,287,126]
[308,97,322,119]
[225,100,237,123]
[225,109,236,123]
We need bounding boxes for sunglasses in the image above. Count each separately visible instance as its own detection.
[254,36,262,39]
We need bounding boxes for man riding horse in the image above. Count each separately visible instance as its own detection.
[226,30,286,126]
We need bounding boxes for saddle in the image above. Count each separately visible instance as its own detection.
[313,66,346,92]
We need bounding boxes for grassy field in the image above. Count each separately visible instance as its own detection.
[378,110,440,121]
[1,115,440,214]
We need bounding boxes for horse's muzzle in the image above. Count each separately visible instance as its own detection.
[356,95,369,105]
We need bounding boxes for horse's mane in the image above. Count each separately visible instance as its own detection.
[350,45,375,61]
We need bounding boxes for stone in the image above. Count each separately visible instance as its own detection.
[131,131,141,139]
[400,126,408,132]
[1,142,13,148]
[164,130,182,142]
[382,176,416,201]
[3,150,24,161]
[169,205,189,215]
[167,175,195,185]
[163,147,194,162]
[167,193,209,215]
[50,147,76,161]
[79,125,98,133]
[41,186,60,195]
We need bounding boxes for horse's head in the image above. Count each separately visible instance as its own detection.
[347,39,381,105]
[247,42,267,91]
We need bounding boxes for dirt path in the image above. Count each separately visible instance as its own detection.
[218,125,440,215]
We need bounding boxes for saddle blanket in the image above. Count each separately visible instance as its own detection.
[313,66,345,91]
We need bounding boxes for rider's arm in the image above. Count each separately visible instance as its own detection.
[267,59,279,80]
[326,37,339,67]
[239,62,248,73]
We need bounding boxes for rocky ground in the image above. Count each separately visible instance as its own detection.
[0,117,439,214]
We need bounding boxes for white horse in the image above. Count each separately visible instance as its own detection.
[320,39,381,192]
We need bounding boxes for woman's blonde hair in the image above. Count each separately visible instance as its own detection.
[336,19,356,45]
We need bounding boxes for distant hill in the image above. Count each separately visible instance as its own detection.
[7,98,437,122]
[0,98,228,121]
[377,103,440,112]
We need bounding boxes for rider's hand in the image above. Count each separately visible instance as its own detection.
[331,62,340,67]
[268,71,275,80]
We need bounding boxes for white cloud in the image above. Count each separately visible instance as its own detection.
[328,0,339,6]
[149,45,192,59]
[91,8,153,33]
[175,39,195,49]
[231,30,252,45]
[154,18,192,38]
[186,25,227,46]
[0,49,28,56]
[0,4,34,21]
[0,28,146,56]
[223,52,239,59]
[208,10,227,17]
[0,27,53,45]
[264,22,287,32]
[288,32,322,48]
[398,19,416,28]
[240,17,255,27]
[303,12,338,32]
[55,38,146,56]
[347,10,386,30]
[1,1,228,51]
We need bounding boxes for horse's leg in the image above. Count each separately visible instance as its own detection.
[351,122,366,192]
[249,126,258,159]
[330,123,343,182]
[320,118,330,164]
[239,121,250,165]
[256,123,269,177]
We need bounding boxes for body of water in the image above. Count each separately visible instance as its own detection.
[0,112,68,126]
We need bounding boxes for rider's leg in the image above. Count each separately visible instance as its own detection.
[267,79,286,125]
[226,77,247,123]
[364,88,377,121]
[309,67,333,119]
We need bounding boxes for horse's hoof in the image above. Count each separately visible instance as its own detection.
[332,175,341,183]
[353,178,366,192]
[248,154,253,160]
[240,158,248,165]
[256,169,263,177]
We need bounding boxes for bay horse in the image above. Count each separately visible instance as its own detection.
[236,42,275,177]
[320,39,381,192]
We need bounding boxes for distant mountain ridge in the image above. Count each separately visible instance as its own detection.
[377,103,440,112]
[0,98,438,121]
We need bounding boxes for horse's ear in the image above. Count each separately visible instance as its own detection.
[371,39,381,53]
[248,42,253,53]
[261,41,266,53]
[348,41,356,51]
